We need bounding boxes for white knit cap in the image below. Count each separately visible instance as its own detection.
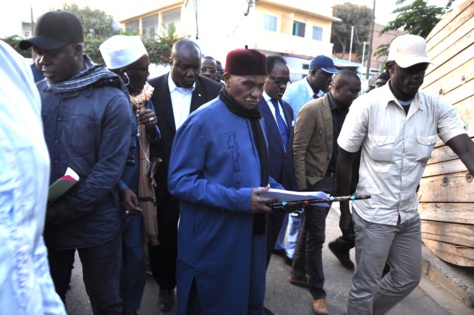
[99,35,148,69]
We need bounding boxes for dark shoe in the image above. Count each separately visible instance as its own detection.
[312,298,329,315]
[264,306,276,315]
[284,255,293,266]
[328,240,354,270]
[122,312,138,315]
[288,274,310,288]
[159,289,174,312]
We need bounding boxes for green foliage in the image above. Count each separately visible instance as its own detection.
[373,43,390,61]
[4,3,181,66]
[141,25,181,65]
[60,3,117,39]
[331,2,373,61]
[380,0,454,38]
[2,35,31,58]
[88,25,181,66]
[83,38,105,63]
[375,0,454,62]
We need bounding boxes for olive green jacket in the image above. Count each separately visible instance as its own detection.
[293,93,333,190]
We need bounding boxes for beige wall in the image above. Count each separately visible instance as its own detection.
[119,0,337,65]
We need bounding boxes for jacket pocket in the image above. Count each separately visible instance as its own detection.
[68,115,100,155]
[415,135,437,162]
[367,135,396,162]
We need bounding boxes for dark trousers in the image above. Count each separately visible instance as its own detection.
[147,192,179,290]
[291,176,336,299]
[266,207,287,267]
[47,235,122,315]
[121,213,146,312]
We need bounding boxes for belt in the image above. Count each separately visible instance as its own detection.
[325,170,336,179]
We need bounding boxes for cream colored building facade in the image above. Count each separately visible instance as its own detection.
[120,0,340,80]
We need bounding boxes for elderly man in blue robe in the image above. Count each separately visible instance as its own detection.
[168,48,284,315]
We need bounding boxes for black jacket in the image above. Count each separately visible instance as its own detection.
[148,74,222,205]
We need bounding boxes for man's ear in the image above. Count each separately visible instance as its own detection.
[386,62,395,75]
[118,68,127,78]
[73,43,83,56]
[223,73,231,86]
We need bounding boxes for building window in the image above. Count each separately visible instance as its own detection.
[293,21,305,37]
[125,20,139,34]
[264,14,277,32]
[312,26,322,41]
[162,8,181,34]
[143,14,158,38]
[24,31,30,38]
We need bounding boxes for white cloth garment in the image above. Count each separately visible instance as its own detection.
[338,83,465,226]
[0,41,66,315]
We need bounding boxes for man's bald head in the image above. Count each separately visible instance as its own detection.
[170,39,202,88]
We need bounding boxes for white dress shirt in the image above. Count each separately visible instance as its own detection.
[168,74,195,130]
[263,91,288,125]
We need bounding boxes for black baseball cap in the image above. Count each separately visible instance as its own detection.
[19,10,84,50]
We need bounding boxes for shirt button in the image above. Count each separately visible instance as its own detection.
[58,117,61,121]
[54,161,58,164]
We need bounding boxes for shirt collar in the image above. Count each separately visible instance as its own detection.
[168,73,195,93]
[263,90,272,103]
[305,77,323,99]
[380,81,422,111]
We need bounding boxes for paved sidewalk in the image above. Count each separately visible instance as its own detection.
[65,206,473,315]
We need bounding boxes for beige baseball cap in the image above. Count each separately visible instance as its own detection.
[387,34,433,68]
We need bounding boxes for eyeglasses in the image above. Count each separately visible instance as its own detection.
[269,74,292,86]
[201,67,217,74]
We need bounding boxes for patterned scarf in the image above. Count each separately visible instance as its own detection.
[130,83,159,246]
[46,56,136,165]
[219,88,269,235]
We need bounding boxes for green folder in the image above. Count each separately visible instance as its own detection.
[48,167,79,204]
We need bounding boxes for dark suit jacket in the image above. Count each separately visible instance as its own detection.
[148,73,222,205]
[258,97,297,191]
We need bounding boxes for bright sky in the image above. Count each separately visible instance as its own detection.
[2,0,465,38]
[28,0,465,22]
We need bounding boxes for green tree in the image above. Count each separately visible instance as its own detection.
[331,2,373,61]
[375,0,454,60]
[140,25,181,65]
[60,3,117,39]
[2,35,31,58]
[5,3,181,66]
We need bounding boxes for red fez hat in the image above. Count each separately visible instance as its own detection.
[225,48,267,75]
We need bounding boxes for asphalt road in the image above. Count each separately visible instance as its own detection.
[64,206,468,315]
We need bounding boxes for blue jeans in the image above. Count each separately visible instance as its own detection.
[48,235,122,315]
[348,210,422,315]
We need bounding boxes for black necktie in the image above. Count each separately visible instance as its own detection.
[270,99,289,150]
